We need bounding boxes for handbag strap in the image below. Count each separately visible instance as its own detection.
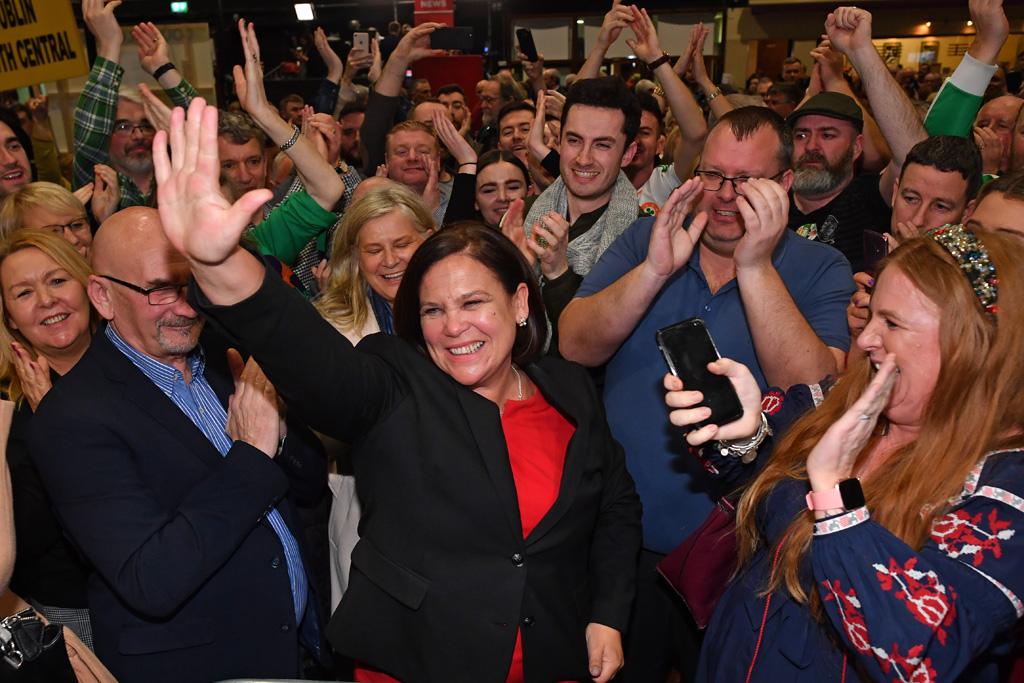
[743,530,848,683]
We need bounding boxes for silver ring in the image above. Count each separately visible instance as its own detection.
[859,413,871,420]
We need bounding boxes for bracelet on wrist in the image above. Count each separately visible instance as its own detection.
[646,51,672,71]
[278,124,301,152]
[152,62,176,80]
[706,86,723,101]
[458,162,478,167]
[710,412,771,464]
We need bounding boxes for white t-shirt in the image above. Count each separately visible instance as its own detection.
[637,164,683,217]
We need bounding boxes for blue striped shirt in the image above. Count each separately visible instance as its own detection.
[105,324,307,624]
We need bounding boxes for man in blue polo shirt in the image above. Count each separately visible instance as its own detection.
[560,106,853,682]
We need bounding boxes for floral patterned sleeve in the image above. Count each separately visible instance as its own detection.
[813,450,1024,682]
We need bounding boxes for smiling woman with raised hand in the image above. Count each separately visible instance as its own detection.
[0,230,98,647]
[664,226,1024,682]
[153,97,640,683]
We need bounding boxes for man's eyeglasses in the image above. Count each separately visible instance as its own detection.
[40,217,91,235]
[98,275,187,305]
[695,170,786,196]
[478,95,500,104]
[113,122,157,136]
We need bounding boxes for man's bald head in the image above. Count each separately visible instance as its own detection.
[89,207,203,366]
[350,176,396,204]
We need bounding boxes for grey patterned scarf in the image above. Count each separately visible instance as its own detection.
[524,170,639,276]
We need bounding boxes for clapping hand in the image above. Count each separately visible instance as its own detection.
[91,163,120,223]
[11,343,52,412]
[226,349,283,458]
[733,177,790,270]
[643,178,707,280]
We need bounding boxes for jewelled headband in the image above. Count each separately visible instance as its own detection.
[926,224,998,319]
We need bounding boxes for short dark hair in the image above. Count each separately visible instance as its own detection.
[497,101,535,130]
[217,110,267,150]
[782,56,804,68]
[392,222,547,365]
[338,102,366,119]
[709,106,793,172]
[477,149,530,186]
[388,21,401,34]
[634,92,664,136]
[901,135,983,202]
[436,84,465,98]
[766,82,802,104]
[976,170,1024,207]
[561,76,642,148]
[278,94,303,111]
[0,108,33,169]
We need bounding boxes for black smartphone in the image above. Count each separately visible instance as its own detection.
[862,229,889,278]
[516,28,539,62]
[431,27,473,52]
[655,318,744,430]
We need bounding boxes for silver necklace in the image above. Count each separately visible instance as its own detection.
[500,365,523,416]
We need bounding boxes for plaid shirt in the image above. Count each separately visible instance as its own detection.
[73,57,198,209]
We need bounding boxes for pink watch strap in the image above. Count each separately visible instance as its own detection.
[806,486,844,511]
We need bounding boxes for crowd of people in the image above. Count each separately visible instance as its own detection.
[1,0,1024,681]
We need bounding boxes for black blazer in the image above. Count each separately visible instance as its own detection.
[194,267,642,683]
[27,326,326,683]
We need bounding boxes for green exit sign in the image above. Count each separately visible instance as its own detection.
[170,1,188,12]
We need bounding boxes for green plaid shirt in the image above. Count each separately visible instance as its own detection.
[73,57,198,209]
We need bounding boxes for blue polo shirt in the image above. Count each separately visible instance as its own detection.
[575,216,853,553]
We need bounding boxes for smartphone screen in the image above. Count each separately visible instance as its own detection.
[516,28,538,62]
[656,318,744,430]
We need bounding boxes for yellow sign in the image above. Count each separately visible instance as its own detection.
[0,0,88,89]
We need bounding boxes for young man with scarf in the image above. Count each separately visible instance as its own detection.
[516,76,642,355]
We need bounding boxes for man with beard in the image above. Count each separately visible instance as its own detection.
[74,0,198,209]
[338,103,366,168]
[27,208,328,682]
[786,91,894,271]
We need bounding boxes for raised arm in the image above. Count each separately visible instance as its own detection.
[811,37,890,174]
[559,180,707,366]
[154,99,269,303]
[826,7,924,205]
[234,21,342,211]
[73,0,125,189]
[626,11,707,181]
[576,0,633,82]
[132,21,198,106]
[374,23,443,97]
[690,25,734,122]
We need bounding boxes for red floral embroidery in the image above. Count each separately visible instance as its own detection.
[931,506,1014,567]
[874,558,956,645]
[823,579,871,653]
[885,644,938,683]
[761,389,784,415]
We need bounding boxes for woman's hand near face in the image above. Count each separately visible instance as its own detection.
[585,623,623,683]
[11,343,52,412]
[431,108,476,167]
[806,353,897,497]
[664,358,762,446]
[499,198,536,267]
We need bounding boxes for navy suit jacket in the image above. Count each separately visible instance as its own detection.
[28,325,326,683]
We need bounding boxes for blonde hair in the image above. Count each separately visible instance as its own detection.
[0,231,97,405]
[0,182,87,240]
[315,184,435,334]
[736,232,1024,612]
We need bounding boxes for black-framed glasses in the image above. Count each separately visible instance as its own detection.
[113,122,156,136]
[98,275,186,305]
[40,217,91,235]
[695,170,786,196]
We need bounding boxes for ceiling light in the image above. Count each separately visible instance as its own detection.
[576,19,584,24]
[967,20,973,26]
[925,21,931,27]
[294,3,315,21]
